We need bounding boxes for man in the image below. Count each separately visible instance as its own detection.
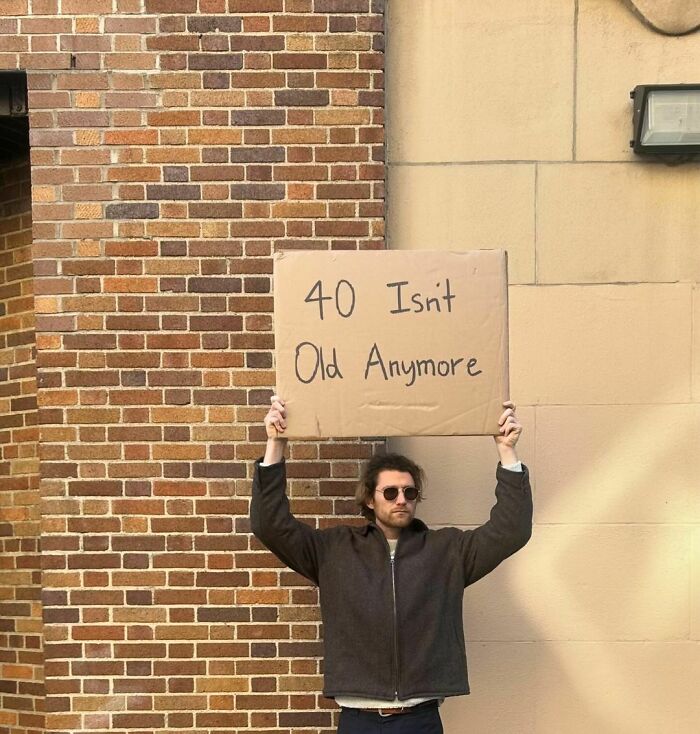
[251,396,532,734]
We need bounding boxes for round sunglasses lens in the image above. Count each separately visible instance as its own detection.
[383,487,399,501]
[379,486,418,501]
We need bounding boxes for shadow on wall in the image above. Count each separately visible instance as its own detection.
[391,398,699,732]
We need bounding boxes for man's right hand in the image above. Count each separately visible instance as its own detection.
[265,395,287,438]
[262,396,288,465]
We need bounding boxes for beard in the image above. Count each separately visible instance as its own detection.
[377,507,414,529]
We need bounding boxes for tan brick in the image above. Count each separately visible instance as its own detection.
[33,296,59,314]
[316,35,371,52]
[107,166,161,182]
[152,407,206,424]
[188,129,244,145]
[37,390,78,407]
[32,185,55,202]
[103,277,158,293]
[152,445,206,461]
[191,426,247,441]
[76,240,102,257]
[190,91,246,107]
[328,52,357,70]
[144,259,199,275]
[279,675,323,692]
[237,589,289,606]
[286,35,313,51]
[195,677,249,693]
[145,147,200,164]
[104,129,158,145]
[75,203,102,219]
[75,17,100,33]
[207,407,236,423]
[271,201,327,218]
[146,221,201,237]
[76,129,100,146]
[75,91,101,108]
[66,408,121,424]
[149,73,203,89]
[315,108,370,126]
[272,128,328,144]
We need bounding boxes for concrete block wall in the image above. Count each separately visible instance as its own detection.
[2,1,385,732]
[387,1,699,732]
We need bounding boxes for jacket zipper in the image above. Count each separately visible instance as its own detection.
[390,554,399,698]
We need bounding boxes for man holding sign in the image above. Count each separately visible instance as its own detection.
[251,396,532,734]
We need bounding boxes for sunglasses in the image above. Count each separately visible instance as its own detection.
[375,485,419,502]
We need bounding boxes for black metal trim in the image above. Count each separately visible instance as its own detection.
[630,83,700,157]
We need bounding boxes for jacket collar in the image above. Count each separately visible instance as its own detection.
[361,517,429,536]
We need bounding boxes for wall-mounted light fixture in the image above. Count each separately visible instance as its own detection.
[630,84,700,161]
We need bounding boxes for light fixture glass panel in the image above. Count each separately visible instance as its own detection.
[641,90,700,145]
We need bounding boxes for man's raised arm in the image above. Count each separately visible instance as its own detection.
[250,396,323,584]
[459,401,533,585]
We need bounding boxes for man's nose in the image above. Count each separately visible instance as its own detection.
[394,490,407,505]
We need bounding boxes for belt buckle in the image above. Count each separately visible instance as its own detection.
[378,707,404,717]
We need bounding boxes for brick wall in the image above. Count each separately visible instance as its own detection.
[3,1,385,731]
[0,155,43,734]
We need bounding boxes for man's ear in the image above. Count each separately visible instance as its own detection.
[366,497,374,511]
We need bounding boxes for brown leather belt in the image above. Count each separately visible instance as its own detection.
[365,707,412,717]
[360,700,437,717]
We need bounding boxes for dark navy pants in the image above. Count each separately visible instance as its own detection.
[337,701,443,734]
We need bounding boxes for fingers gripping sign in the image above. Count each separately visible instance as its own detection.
[265,395,287,438]
[263,395,288,466]
[493,400,522,466]
[496,400,522,446]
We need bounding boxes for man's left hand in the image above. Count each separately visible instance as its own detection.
[494,401,522,465]
[494,401,521,447]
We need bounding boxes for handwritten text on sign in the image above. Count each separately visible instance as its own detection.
[295,279,483,387]
[274,250,509,438]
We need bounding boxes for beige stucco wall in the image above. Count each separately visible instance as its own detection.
[387,1,699,732]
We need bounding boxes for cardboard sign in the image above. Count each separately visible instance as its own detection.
[274,250,509,438]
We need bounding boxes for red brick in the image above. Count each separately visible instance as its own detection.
[229,0,282,10]
[273,53,328,70]
[273,15,328,32]
[316,0,369,9]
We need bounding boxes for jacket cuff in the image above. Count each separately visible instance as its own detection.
[496,462,530,490]
[257,456,286,469]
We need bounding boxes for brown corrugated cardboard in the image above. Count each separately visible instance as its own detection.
[274,250,509,438]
